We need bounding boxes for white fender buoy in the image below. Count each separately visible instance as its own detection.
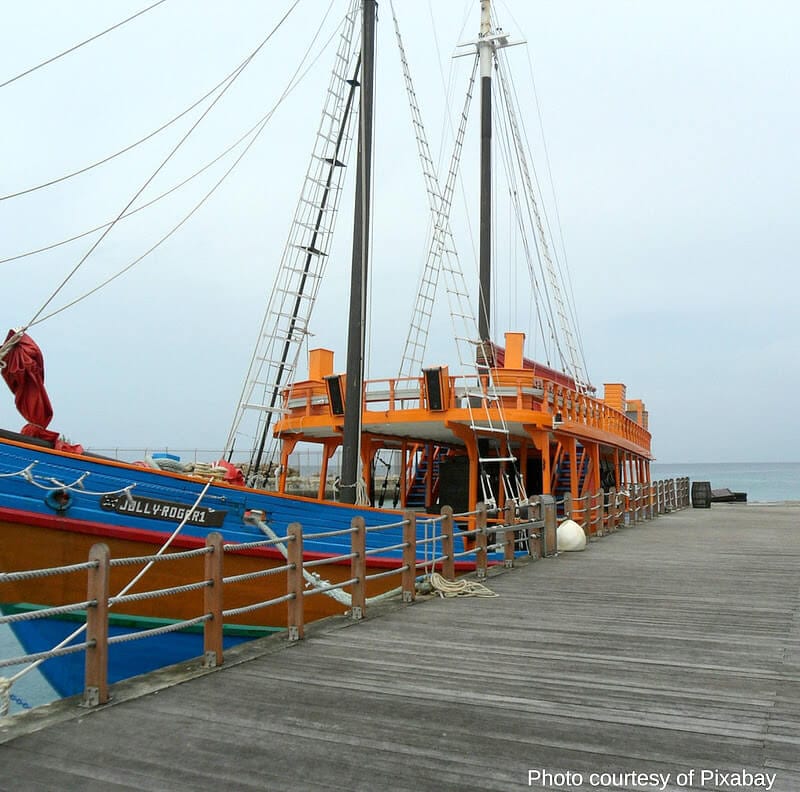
[557,519,586,551]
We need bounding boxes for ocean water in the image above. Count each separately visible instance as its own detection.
[651,462,800,503]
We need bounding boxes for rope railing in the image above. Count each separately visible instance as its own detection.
[222,534,293,552]
[223,593,295,619]
[557,477,691,536]
[363,518,411,532]
[0,641,93,670]
[0,601,96,623]
[107,614,211,644]
[109,546,213,566]
[109,580,212,606]
[302,526,357,541]
[1,478,691,716]
[0,560,99,583]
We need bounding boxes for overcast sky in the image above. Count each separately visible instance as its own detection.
[1,0,797,464]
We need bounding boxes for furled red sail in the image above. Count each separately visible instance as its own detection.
[1,329,83,453]
[1,329,54,430]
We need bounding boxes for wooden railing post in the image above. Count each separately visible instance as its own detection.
[541,494,556,556]
[527,496,542,559]
[204,532,224,668]
[350,517,366,620]
[402,510,416,601]
[633,484,641,523]
[476,503,488,579]
[84,543,110,707]
[440,506,455,581]
[503,502,515,568]
[595,488,604,536]
[607,488,616,532]
[286,522,304,641]
[562,492,573,521]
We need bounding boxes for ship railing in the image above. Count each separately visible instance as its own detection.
[543,381,651,453]
[282,371,650,455]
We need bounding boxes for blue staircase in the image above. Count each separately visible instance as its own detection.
[406,448,442,509]
[554,445,588,513]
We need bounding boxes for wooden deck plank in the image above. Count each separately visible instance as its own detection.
[1,504,798,790]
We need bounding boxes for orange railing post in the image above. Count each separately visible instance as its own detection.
[204,532,224,667]
[84,543,110,707]
[286,523,304,641]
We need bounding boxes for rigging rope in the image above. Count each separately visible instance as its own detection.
[1,31,268,203]
[17,0,301,337]
[10,1,339,333]
[0,0,168,90]
[0,7,343,271]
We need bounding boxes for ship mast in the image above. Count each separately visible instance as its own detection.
[478,0,492,345]
[340,0,377,504]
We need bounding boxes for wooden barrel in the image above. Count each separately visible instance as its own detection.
[691,481,712,509]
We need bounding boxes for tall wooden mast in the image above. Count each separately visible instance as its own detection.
[340,0,377,504]
[478,0,493,345]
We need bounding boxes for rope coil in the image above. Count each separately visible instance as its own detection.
[428,572,497,598]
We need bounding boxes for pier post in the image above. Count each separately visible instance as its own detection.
[476,503,488,579]
[503,502,515,568]
[84,543,110,707]
[402,510,416,601]
[595,489,604,536]
[541,494,557,556]
[287,523,305,641]
[350,517,366,620]
[440,506,455,581]
[204,532,224,667]
[528,496,542,558]
[563,492,573,521]
[595,489,604,535]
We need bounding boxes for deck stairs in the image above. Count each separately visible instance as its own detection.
[404,445,443,510]
[553,444,589,515]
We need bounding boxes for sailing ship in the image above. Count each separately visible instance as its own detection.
[0,1,652,700]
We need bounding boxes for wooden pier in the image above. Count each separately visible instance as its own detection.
[2,503,799,791]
